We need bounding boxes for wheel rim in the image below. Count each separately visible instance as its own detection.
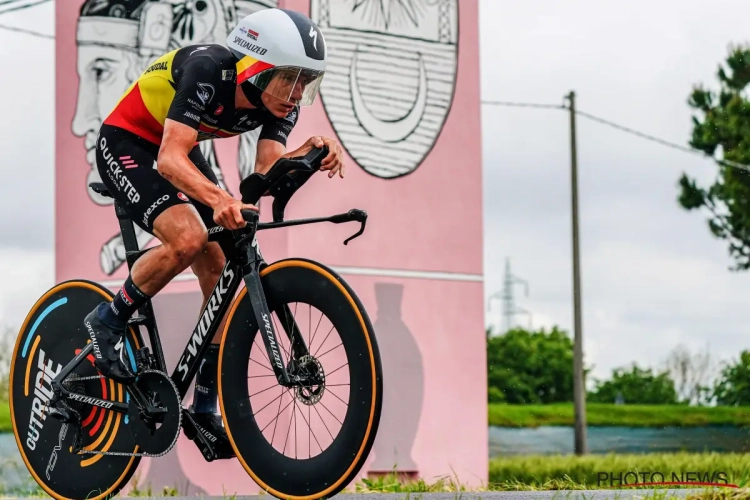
[9,280,142,500]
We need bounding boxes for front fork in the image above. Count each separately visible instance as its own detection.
[238,216,312,387]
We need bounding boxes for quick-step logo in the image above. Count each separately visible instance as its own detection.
[177,267,235,380]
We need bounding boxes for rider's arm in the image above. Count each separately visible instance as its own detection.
[156,56,229,208]
[253,106,301,175]
[157,120,227,208]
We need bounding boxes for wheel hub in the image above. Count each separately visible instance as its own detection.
[291,355,325,405]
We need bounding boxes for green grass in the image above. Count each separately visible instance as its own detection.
[347,452,750,494]
[488,452,750,488]
[489,403,750,428]
[0,399,9,433]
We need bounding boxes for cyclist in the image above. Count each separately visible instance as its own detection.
[83,7,345,454]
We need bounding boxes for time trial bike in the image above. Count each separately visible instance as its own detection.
[9,146,383,500]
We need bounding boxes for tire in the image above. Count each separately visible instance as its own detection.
[10,279,144,500]
[218,258,383,499]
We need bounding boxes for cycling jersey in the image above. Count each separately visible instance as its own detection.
[103,44,299,146]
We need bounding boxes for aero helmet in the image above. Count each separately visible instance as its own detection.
[226,8,327,107]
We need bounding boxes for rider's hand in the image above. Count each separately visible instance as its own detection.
[212,192,259,230]
[307,136,345,179]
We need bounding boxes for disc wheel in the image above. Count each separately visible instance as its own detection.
[10,279,144,500]
[219,259,383,500]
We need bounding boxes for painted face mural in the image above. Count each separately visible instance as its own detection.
[310,0,459,179]
[71,0,277,275]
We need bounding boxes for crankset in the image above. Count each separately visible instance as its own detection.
[126,370,182,456]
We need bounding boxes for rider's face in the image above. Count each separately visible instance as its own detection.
[260,71,307,118]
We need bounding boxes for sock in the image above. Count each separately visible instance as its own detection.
[97,275,150,330]
[193,344,220,414]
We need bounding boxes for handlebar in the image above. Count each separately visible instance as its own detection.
[235,145,368,245]
[239,146,329,213]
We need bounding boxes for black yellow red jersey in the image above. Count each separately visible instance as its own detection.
[103,44,298,147]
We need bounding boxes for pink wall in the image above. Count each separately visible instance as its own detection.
[56,0,485,495]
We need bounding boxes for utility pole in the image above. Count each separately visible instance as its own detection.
[566,90,588,455]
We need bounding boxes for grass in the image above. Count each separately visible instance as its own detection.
[0,399,10,433]
[489,403,750,428]
[488,452,750,488]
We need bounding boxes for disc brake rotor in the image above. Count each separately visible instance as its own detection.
[127,370,181,456]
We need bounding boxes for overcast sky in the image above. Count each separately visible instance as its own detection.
[2,0,750,385]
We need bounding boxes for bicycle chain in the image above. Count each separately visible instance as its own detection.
[61,370,183,459]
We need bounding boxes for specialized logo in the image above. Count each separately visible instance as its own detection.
[68,393,114,409]
[196,83,215,106]
[208,226,224,235]
[232,36,267,56]
[261,313,283,369]
[86,321,102,360]
[142,194,169,226]
[309,26,318,50]
[190,46,209,56]
[214,104,224,115]
[144,61,168,74]
[26,349,62,451]
[193,420,217,442]
[177,192,189,202]
[99,136,140,203]
[45,423,67,480]
[177,267,235,380]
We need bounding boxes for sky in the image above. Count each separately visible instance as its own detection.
[1,0,750,385]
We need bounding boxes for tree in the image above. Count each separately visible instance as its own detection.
[679,44,750,271]
[486,326,590,404]
[661,344,717,406]
[712,350,750,405]
[588,364,678,405]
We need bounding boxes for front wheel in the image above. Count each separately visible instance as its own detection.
[218,258,383,499]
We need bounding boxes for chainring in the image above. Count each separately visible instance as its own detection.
[127,370,182,456]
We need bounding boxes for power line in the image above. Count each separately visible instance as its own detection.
[0,22,52,38]
[0,0,50,15]
[481,99,750,173]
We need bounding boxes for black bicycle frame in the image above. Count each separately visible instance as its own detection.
[50,196,366,418]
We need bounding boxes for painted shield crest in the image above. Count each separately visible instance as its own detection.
[310,0,459,179]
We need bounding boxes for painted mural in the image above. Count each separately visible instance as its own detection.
[55,0,486,495]
[310,0,458,179]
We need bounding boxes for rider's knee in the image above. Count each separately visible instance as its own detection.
[167,229,208,268]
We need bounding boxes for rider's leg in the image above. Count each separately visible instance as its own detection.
[88,125,212,383]
[189,241,228,415]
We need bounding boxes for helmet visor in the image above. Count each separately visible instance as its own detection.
[246,66,324,107]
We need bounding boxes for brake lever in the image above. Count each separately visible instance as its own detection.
[332,209,368,245]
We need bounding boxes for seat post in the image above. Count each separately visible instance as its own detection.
[113,200,143,271]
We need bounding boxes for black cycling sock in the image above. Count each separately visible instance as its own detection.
[97,275,150,330]
[193,344,219,414]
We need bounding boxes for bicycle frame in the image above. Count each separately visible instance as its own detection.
[50,190,366,421]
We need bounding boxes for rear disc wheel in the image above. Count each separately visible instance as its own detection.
[9,279,144,500]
